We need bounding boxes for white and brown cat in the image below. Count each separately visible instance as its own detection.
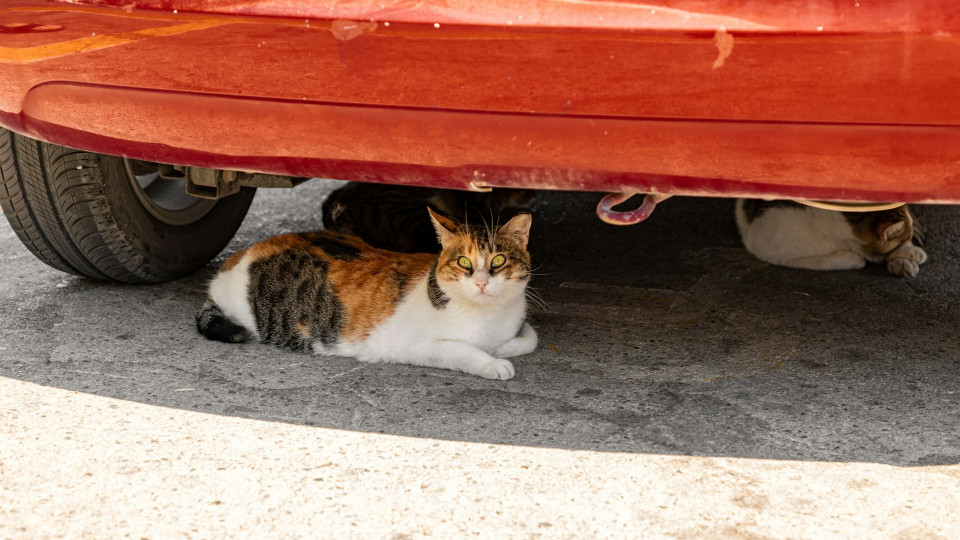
[197,208,537,380]
[735,199,927,276]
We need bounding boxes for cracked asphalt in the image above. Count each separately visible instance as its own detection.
[2,181,960,537]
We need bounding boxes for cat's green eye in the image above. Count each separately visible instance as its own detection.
[457,256,473,270]
[490,255,506,269]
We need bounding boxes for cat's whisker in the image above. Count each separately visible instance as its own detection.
[521,262,552,279]
[524,287,550,313]
[528,262,549,274]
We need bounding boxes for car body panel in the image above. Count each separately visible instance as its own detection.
[2,0,960,202]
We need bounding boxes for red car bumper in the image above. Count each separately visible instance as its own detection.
[2,0,960,202]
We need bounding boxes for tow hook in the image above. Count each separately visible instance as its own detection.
[596,193,673,225]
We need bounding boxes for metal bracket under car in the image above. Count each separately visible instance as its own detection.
[157,164,308,199]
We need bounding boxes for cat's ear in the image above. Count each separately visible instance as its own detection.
[878,220,907,242]
[428,207,458,247]
[499,213,532,249]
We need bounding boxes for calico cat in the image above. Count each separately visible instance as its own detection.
[196,208,537,380]
[735,199,927,276]
[322,182,536,253]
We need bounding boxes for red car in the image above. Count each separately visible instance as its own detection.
[2,0,958,282]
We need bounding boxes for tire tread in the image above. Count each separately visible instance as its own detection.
[0,130,86,276]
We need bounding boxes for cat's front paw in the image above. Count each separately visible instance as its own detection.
[494,323,538,358]
[477,359,515,380]
[887,244,928,277]
[887,257,920,277]
[891,244,928,264]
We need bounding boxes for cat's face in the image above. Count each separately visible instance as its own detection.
[429,209,531,306]
[847,206,916,261]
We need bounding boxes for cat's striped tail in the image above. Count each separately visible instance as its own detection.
[196,299,250,343]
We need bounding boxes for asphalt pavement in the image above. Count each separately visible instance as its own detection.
[2,181,959,538]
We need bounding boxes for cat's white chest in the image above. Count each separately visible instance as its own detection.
[437,302,524,351]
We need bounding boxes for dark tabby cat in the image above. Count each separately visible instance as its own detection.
[322,182,536,253]
[735,199,927,276]
[197,208,536,380]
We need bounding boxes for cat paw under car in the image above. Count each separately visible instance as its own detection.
[736,199,927,276]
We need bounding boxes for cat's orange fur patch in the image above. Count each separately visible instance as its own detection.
[296,321,312,339]
[328,251,435,342]
[251,234,308,259]
[219,248,247,272]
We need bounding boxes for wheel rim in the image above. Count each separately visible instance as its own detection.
[124,159,217,226]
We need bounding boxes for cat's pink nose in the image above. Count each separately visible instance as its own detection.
[475,280,488,293]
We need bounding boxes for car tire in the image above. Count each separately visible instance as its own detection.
[0,128,255,283]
